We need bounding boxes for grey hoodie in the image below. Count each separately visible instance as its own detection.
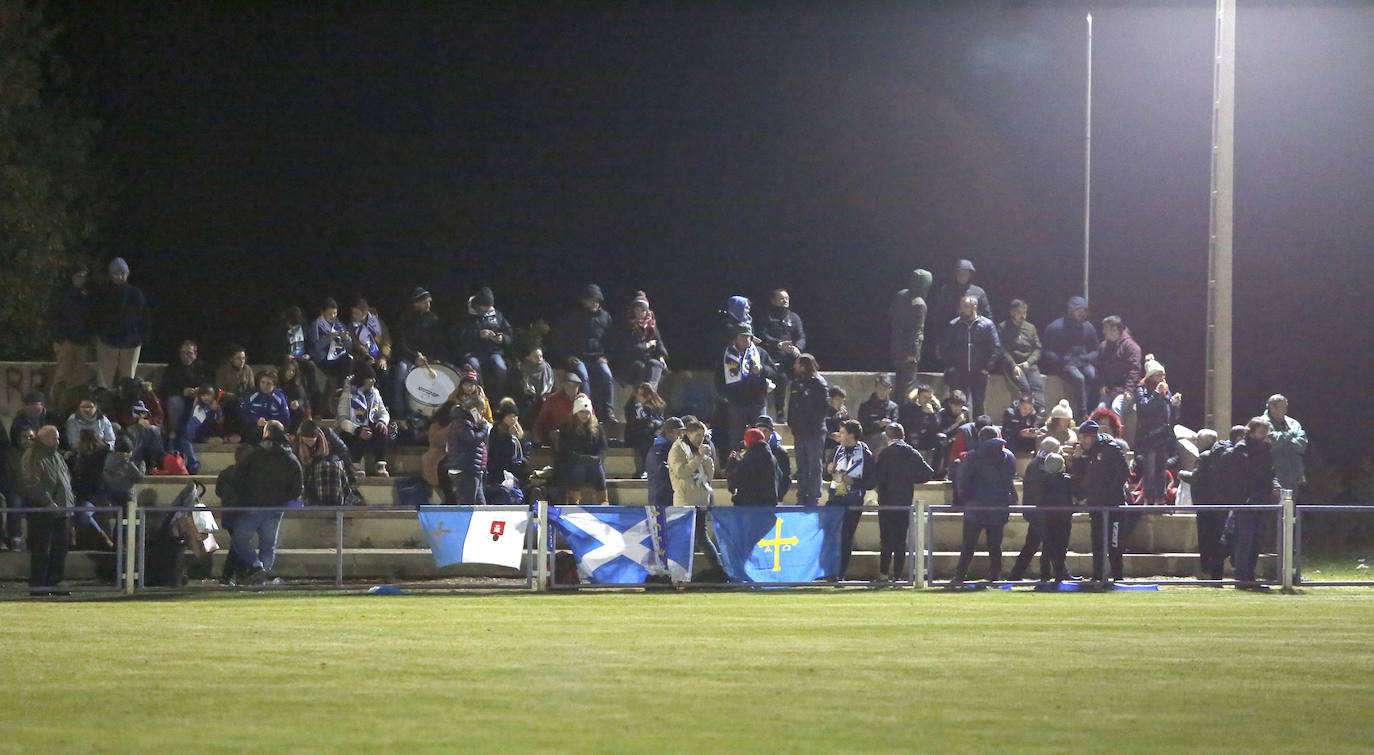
[890,269,933,364]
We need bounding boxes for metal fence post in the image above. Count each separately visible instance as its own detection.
[535,500,549,592]
[912,500,926,589]
[335,509,345,588]
[123,499,138,595]
[1280,490,1295,591]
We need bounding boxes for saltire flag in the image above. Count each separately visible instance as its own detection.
[550,506,696,584]
[418,506,529,569]
[710,506,844,583]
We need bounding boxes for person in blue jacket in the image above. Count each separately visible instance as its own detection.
[645,418,684,508]
[951,425,1016,586]
[1040,296,1101,418]
[939,296,1002,418]
[238,370,291,443]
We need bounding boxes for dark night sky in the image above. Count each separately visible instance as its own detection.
[51,1,1374,477]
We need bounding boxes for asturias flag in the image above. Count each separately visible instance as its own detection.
[710,506,845,583]
[418,506,529,570]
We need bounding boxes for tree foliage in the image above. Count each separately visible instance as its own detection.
[0,0,101,358]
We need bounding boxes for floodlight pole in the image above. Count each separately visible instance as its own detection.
[1082,13,1093,301]
[1205,0,1236,432]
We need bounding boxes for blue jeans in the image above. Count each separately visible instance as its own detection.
[465,353,509,395]
[169,436,201,474]
[829,490,866,577]
[1058,363,1098,418]
[1136,447,1167,504]
[230,510,284,572]
[570,357,615,420]
[793,431,825,506]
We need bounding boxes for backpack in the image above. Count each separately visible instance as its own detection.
[149,451,190,476]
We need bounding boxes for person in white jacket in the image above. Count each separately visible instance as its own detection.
[336,363,391,476]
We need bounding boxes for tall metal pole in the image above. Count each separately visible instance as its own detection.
[1082,13,1093,300]
[1205,0,1236,431]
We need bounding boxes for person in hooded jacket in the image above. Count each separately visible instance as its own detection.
[891,268,932,403]
[951,426,1016,585]
[615,291,669,391]
[727,428,783,506]
[939,296,1002,418]
[1008,436,1059,582]
[457,286,514,394]
[49,264,93,405]
[645,418,684,508]
[757,289,804,422]
[1096,315,1143,419]
[1041,297,1100,419]
[1067,419,1131,587]
[787,354,829,507]
[1134,356,1182,506]
[94,258,151,389]
[554,284,617,423]
[1217,418,1277,588]
[717,295,752,346]
[873,423,935,582]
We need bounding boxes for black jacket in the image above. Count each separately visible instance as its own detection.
[96,283,152,348]
[873,440,934,505]
[1217,438,1275,505]
[728,441,783,505]
[890,269,933,364]
[1070,434,1130,507]
[557,423,608,465]
[554,307,614,361]
[159,359,211,401]
[858,394,899,439]
[1001,405,1044,455]
[897,402,942,452]
[615,322,668,367]
[49,284,93,343]
[786,373,830,433]
[393,308,447,364]
[939,315,1002,373]
[931,280,991,326]
[758,306,805,356]
[240,441,304,507]
[486,429,527,486]
[457,300,514,357]
[443,414,490,477]
[1189,440,1232,505]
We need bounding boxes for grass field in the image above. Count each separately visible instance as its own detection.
[4,588,1374,753]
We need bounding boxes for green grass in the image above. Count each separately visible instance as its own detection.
[4,589,1374,753]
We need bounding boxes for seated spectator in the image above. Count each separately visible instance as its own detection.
[1096,315,1142,419]
[534,373,582,445]
[158,340,211,439]
[307,297,354,384]
[1040,296,1100,418]
[214,345,255,432]
[998,299,1045,411]
[1040,400,1078,447]
[513,344,555,430]
[727,427,783,506]
[824,386,850,458]
[5,426,38,550]
[624,382,666,478]
[757,288,804,423]
[101,434,144,507]
[390,287,447,421]
[348,297,393,404]
[238,369,292,443]
[293,419,349,507]
[947,414,993,477]
[858,373,899,453]
[646,417,684,508]
[65,397,116,451]
[10,391,60,447]
[276,359,311,431]
[897,384,942,465]
[553,284,617,423]
[263,306,326,412]
[939,296,1001,418]
[180,385,226,445]
[934,390,969,477]
[554,395,608,505]
[336,364,391,477]
[486,400,530,504]
[615,291,669,391]
[457,286,514,395]
[68,429,110,507]
[113,378,165,471]
[1001,394,1043,456]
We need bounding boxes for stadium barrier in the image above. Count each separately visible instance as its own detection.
[1292,499,1374,587]
[0,504,129,594]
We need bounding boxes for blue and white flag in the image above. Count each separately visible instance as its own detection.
[551,506,696,584]
[710,506,845,583]
[418,506,529,570]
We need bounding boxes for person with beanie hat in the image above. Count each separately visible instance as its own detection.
[1008,435,1060,583]
[335,361,391,476]
[440,393,492,506]
[891,268,933,402]
[1096,315,1143,419]
[553,284,617,423]
[94,257,151,389]
[615,290,669,391]
[1040,399,1078,447]
[719,320,777,458]
[726,426,783,506]
[390,285,449,419]
[1040,296,1100,418]
[48,264,94,405]
[484,399,529,504]
[1133,354,1182,505]
[1066,416,1130,587]
[645,417,685,507]
[457,286,514,393]
[1037,450,1077,584]
[757,288,805,421]
[554,394,608,504]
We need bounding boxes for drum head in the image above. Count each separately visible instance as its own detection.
[404,363,459,415]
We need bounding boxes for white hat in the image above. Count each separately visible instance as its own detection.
[572,395,593,415]
[1143,354,1166,380]
[1049,399,1074,420]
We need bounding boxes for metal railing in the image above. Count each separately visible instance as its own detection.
[0,504,129,594]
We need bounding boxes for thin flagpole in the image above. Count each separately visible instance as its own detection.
[1083,12,1093,301]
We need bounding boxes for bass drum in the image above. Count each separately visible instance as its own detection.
[404,363,460,417]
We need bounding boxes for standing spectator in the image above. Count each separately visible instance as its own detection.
[823,386,850,459]
[873,423,935,582]
[615,291,669,392]
[1037,450,1076,584]
[1068,419,1131,587]
[307,297,354,387]
[718,324,776,456]
[486,401,530,504]
[646,418,685,508]
[214,444,256,586]
[94,257,151,388]
[214,345,256,433]
[555,396,608,505]
[827,419,873,578]
[939,296,1002,417]
[457,287,513,394]
[19,426,74,595]
[1218,418,1277,589]
[48,264,93,406]
[998,299,1045,411]
[757,288,804,423]
[929,259,991,366]
[1134,357,1182,506]
[159,340,211,442]
[951,426,1016,586]
[1096,315,1142,419]
[787,354,829,506]
[668,418,715,508]
[65,397,116,451]
[391,287,448,420]
[1008,436,1059,582]
[890,269,932,403]
[1185,427,1234,582]
[717,295,752,346]
[441,400,492,506]
[726,427,783,506]
[293,420,348,507]
[897,384,943,467]
[263,306,326,412]
[336,364,391,477]
[421,402,454,493]
[534,373,582,446]
[554,284,617,423]
[238,370,292,444]
[1263,394,1308,492]
[1001,395,1043,456]
[232,422,303,584]
[858,374,900,453]
[754,415,792,502]
[513,344,555,430]
[624,383,666,478]
[1041,297,1100,419]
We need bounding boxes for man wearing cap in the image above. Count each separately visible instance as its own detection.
[891,268,933,402]
[554,284,617,423]
[457,286,514,394]
[534,372,584,446]
[94,257,151,388]
[48,264,93,404]
[939,296,1002,418]
[754,415,792,501]
[719,323,776,458]
[727,427,784,506]
[646,417,685,508]
[1262,394,1308,493]
[1067,418,1130,587]
[1041,296,1100,419]
[391,287,447,417]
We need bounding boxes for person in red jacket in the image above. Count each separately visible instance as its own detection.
[1096,315,1142,420]
[534,373,583,445]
